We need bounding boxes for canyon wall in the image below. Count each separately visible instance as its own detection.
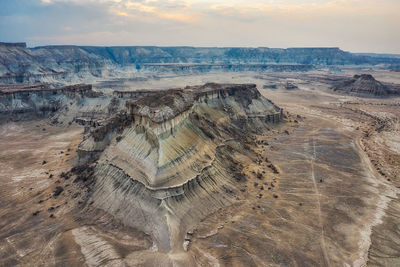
[1,43,400,84]
[0,83,100,122]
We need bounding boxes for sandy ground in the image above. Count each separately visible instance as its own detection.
[187,75,400,266]
[259,86,400,266]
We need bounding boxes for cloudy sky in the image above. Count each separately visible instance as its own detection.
[1,0,399,53]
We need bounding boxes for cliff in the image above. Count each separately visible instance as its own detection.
[80,46,400,65]
[1,44,400,84]
[0,42,26,48]
[0,83,98,122]
[74,83,282,255]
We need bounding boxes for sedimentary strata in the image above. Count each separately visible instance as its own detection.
[0,83,98,122]
[72,83,282,262]
[2,43,400,84]
[332,74,400,97]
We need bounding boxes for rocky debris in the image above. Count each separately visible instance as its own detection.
[263,84,278,90]
[332,74,399,97]
[183,231,195,251]
[284,82,298,90]
[268,163,280,174]
[60,172,69,179]
[89,113,132,142]
[70,164,95,183]
[53,186,64,197]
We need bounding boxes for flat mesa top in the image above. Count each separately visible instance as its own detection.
[123,83,257,104]
[123,83,261,123]
[114,83,256,94]
[0,84,91,94]
[0,84,48,94]
[186,82,256,92]
[113,88,183,94]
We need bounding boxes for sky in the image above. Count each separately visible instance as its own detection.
[1,0,399,53]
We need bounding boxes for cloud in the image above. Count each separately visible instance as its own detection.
[158,12,196,22]
[124,2,156,13]
[114,10,130,17]
[40,0,123,4]
[1,0,400,53]
[111,1,197,22]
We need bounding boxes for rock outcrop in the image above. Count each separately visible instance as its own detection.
[75,83,282,260]
[0,42,27,48]
[284,82,299,90]
[332,74,400,97]
[0,83,99,122]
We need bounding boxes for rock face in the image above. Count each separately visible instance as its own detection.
[0,45,108,84]
[332,74,398,97]
[0,83,99,122]
[138,63,314,74]
[75,83,282,259]
[77,46,400,66]
[0,42,26,48]
[1,44,400,83]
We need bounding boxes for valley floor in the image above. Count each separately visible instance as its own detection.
[0,74,399,266]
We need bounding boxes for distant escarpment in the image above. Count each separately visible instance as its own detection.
[72,83,282,262]
[1,43,400,83]
[332,74,400,97]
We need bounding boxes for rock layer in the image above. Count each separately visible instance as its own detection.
[76,83,282,258]
[2,44,400,83]
[332,74,400,97]
[0,83,98,122]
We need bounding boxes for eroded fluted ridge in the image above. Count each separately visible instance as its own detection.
[72,83,283,256]
[78,83,282,187]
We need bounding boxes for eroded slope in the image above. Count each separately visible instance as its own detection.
[74,84,282,264]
